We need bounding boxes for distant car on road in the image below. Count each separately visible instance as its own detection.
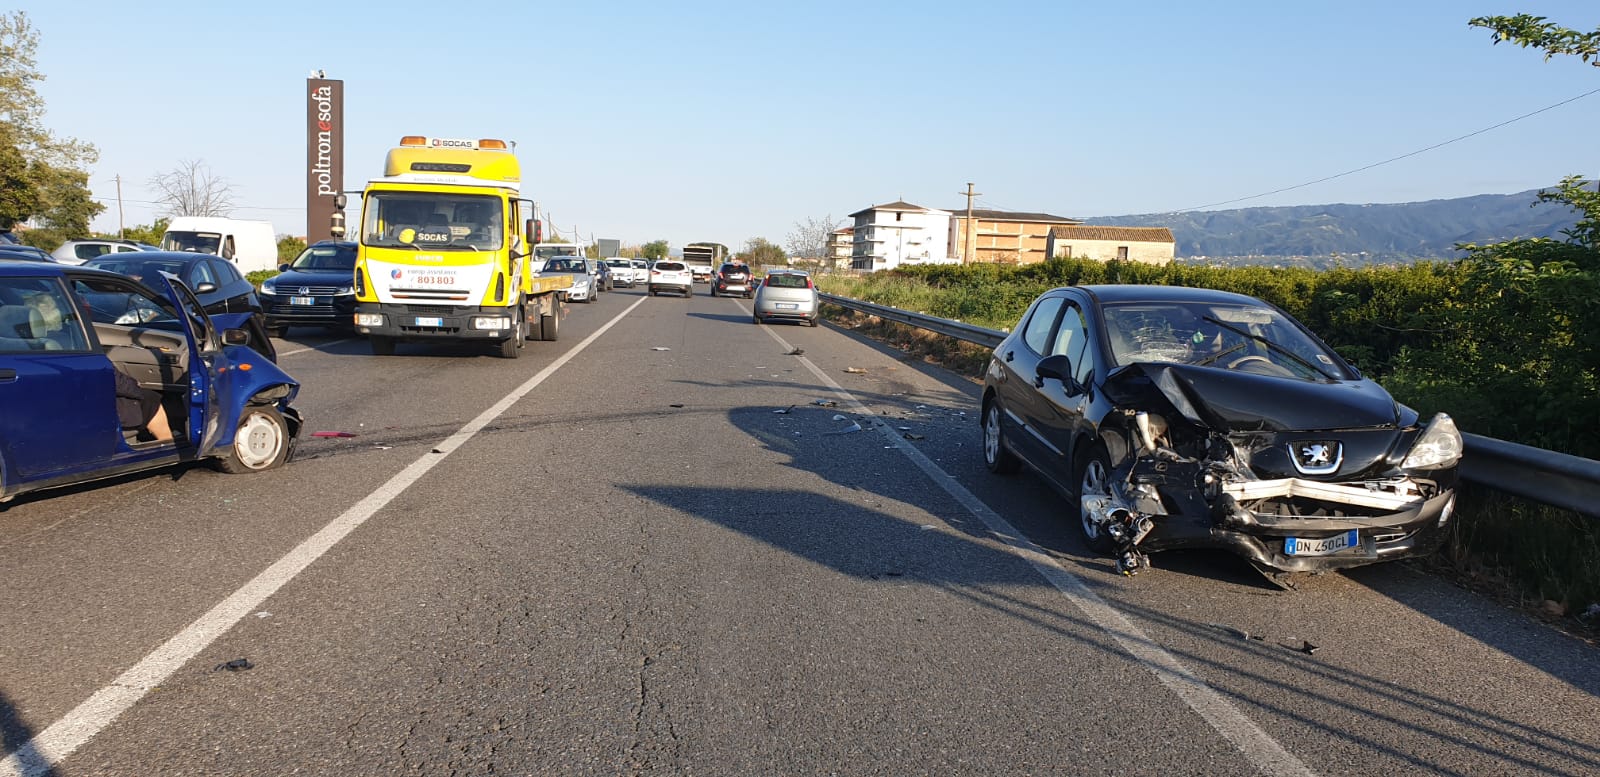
[980,284,1461,578]
[604,259,637,288]
[0,262,303,503]
[541,257,596,303]
[711,262,754,298]
[752,270,818,325]
[257,240,358,335]
[647,260,693,297]
[587,258,613,292]
[51,239,161,266]
[84,251,263,318]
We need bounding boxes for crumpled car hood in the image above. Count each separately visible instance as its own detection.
[1102,363,1399,433]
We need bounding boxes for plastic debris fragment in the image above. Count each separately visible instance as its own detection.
[214,658,253,672]
[312,431,356,438]
[843,367,866,374]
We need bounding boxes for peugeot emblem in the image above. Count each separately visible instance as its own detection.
[1289,441,1342,475]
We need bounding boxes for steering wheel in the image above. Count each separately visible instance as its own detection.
[1228,354,1294,377]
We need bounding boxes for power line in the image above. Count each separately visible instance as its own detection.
[1174,86,1600,213]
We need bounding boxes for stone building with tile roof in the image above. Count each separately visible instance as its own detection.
[945,209,1080,265]
[1045,225,1175,265]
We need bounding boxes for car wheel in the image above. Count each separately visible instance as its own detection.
[267,325,287,338]
[1074,442,1116,553]
[370,336,395,356]
[982,398,1021,474]
[214,406,292,474]
[710,287,718,297]
[752,316,763,325]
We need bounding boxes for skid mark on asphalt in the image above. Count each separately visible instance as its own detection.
[742,304,1317,777]
[0,298,648,777]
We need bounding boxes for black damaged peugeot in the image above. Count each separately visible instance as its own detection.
[258,241,358,336]
[981,284,1460,578]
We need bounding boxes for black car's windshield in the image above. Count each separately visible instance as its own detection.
[1103,302,1346,381]
[291,245,357,271]
[362,192,504,251]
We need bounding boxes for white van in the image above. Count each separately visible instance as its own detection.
[161,217,279,274]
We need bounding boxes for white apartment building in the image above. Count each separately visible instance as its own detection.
[848,201,955,271]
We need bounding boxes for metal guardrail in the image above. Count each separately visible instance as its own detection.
[819,292,1600,517]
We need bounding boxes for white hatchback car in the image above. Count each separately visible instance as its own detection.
[648,260,693,297]
[51,239,161,266]
[752,270,819,326]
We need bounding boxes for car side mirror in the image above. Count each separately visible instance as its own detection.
[222,328,250,346]
[194,282,218,294]
[278,263,290,272]
[1036,353,1084,394]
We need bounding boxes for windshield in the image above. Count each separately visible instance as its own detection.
[361,192,504,251]
[162,231,221,254]
[543,257,588,273]
[291,244,357,271]
[1102,302,1346,381]
[533,245,578,261]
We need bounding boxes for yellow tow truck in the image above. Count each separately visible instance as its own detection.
[345,136,569,357]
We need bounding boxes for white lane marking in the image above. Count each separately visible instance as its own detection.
[275,338,354,358]
[748,317,1317,777]
[0,298,648,777]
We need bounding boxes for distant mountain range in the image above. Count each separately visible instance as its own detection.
[1081,188,1583,265]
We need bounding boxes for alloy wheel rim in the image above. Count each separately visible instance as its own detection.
[984,405,1000,464]
[1081,459,1107,539]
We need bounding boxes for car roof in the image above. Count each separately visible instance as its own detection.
[85,250,215,264]
[1076,283,1267,307]
[307,240,357,249]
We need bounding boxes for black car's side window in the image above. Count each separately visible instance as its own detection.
[1020,297,1065,355]
[1051,304,1094,384]
[211,259,242,283]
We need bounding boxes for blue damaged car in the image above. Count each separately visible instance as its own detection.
[0,263,303,503]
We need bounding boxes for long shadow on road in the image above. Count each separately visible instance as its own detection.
[615,402,1600,775]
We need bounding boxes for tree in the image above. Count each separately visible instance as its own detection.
[641,239,669,260]
[277,235,306,263]
[118,217,168,247]
[743,237,787,266]
[1,11,101,244]
[150,159,234,218]
[784,214,842,263]
[1469,14,1600,65]
[0,141,38,229]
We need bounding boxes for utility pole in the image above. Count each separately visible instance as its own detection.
[115,175,125,238]
[959,182,981,263]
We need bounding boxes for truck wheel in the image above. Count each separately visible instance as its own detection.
[371,337,395,356]
[538,311,560,341]
[214,407,292,474]
[498,309,523,358]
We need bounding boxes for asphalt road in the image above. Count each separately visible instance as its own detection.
[3,285,1597,776]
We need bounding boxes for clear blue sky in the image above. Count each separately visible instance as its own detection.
[22,0,1600,250]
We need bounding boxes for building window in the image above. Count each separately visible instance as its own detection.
[1060,245,1072,257]
[1116,246,1129,260]
[895,212,902,222]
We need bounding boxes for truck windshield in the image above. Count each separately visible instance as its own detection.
[362,192,503,251]
[163,231,221,254]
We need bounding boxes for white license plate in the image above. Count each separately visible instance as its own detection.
[415,316,444,327]
[290,296,316,306]
[1284,530,1358,556]
[776,303,798,310]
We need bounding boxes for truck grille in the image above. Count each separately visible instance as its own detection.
[406,304,457,316]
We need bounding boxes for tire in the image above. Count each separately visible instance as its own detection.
[982,398,1021,475]
[266,325,287,338]
[1074,442,1116,553]
[538,311,560,341]
[752,316,762,325]
[497,308,522,358]
[710,287,718,297]
[683,288,692,298]
[370,336,395,356]
[214,406,292,473]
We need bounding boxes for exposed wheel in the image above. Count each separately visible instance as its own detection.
[370,336,395,356]
[214,406,291,473]
[1074,442,1116,553]
[538,310,560,341]
[982,398,1021,474]
[497,308,522,358]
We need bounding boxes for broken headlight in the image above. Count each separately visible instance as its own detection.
[1401,413,1462,470]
